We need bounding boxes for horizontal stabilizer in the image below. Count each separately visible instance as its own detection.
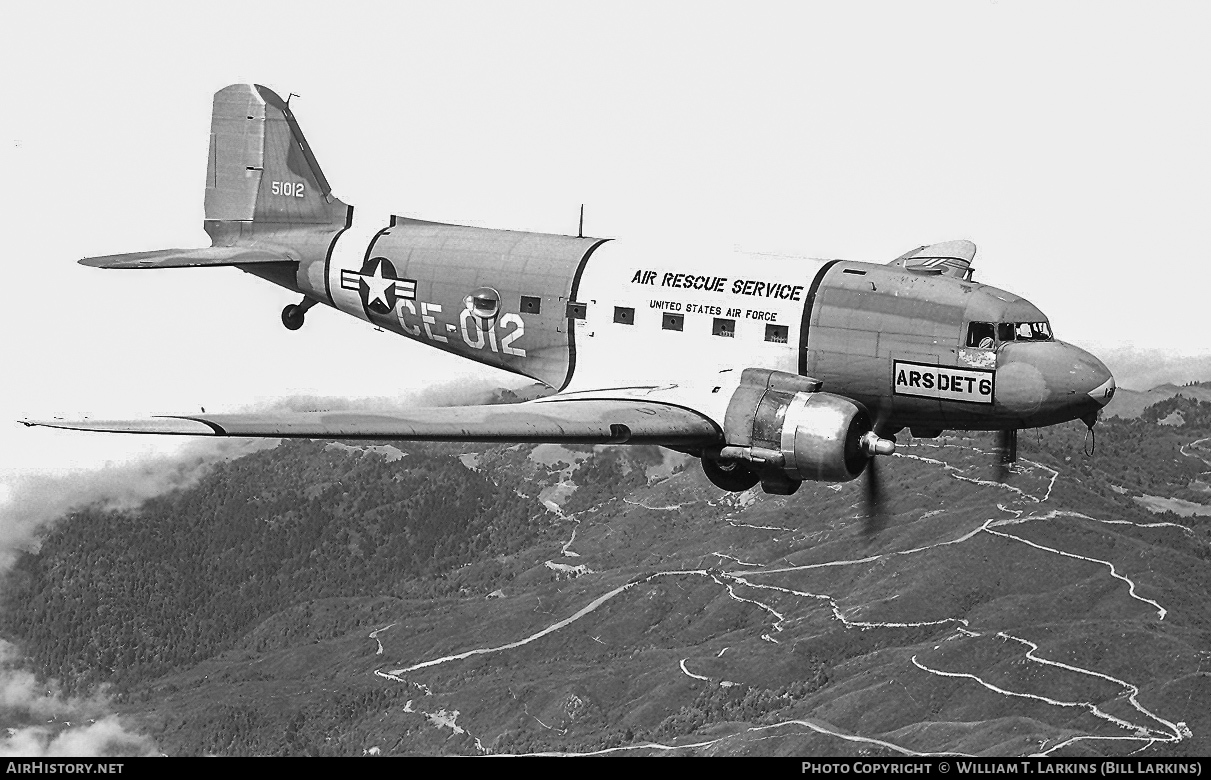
[80,246,293,269]
[21,398,722,446]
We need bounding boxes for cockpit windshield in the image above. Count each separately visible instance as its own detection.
[966,321,1052,347]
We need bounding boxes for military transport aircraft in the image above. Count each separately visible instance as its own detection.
[23,84,1115,523]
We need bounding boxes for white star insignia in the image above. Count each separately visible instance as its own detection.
[363,259,395,309]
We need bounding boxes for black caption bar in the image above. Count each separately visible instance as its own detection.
[799,759,1206,776]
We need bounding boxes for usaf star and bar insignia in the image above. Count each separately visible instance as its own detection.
[340,257,417,315]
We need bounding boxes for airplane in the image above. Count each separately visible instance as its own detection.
[23,84,1116,525]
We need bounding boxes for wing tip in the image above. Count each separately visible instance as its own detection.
[17,417,222,436]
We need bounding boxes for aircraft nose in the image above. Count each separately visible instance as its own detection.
[1086,358,1115,407]
[1055,344,1115,420]
[995,341,1115,426]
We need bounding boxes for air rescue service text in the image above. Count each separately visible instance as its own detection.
[631,269,804,301]
[893,360,994,405]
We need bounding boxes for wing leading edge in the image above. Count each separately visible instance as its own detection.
[21,398,723,447]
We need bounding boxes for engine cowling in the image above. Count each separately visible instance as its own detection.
[703,368,891,494]
[772,391,873,482]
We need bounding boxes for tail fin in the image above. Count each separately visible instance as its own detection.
[205,84,349,225]
[82,84,350,271]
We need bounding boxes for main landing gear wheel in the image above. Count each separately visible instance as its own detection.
[702,458,761,492]
[281,304,306,331]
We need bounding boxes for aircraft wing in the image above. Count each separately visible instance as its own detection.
[80,246,293,269]
[21,396,723,447]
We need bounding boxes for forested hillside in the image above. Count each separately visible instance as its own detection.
[1031,394,1211,509]
[2,395,1210,756]
[2,441,553,695]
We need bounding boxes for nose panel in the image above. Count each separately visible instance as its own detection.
[995,341,1114,426]
[1089,374,1116,406]
[994,357,1047,416]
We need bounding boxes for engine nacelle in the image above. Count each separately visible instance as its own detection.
[704,368,885,493]
[773,391,873,482]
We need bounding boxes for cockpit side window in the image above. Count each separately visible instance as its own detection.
[1011,322,1052,341]
[966,321,995,348]
[997,323,1015,342]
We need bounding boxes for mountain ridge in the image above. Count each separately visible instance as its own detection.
[1105,381,1211,419]
[2,396,1210,756]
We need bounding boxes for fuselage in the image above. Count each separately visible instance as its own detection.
[56,83,1118,500]
[236,214,1113,436]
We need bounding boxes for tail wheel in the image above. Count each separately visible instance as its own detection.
[281,304,305,331]
[702,458,760,492]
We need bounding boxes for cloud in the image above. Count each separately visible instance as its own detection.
[0,641,107,721]
[0,641,158,757]
[0,716,159,758]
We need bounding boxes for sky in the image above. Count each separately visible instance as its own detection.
[1,0,1209,479]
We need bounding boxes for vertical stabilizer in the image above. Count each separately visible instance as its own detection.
[205,84,348,225]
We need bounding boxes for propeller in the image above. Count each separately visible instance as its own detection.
[863,454,888,538]
[993,428,1017,482]
[858,427,896,538]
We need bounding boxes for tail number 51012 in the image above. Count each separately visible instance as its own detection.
[271,181,305,198]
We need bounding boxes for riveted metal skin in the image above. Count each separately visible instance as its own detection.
[357,218,606,388]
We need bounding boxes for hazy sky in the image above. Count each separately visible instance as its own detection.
[2,1,1209,481]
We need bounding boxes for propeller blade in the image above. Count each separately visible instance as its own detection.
[863,456,888,538]
[860,408,896,538]
[994,429,1017,482]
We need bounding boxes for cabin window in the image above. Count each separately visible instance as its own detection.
[521,295,541,314]
[712,317,735,337]
[614,306,635,325]
[765,324,788,343]
[566,302,586,320]
[966,321,995,348]
[662,313,684,331]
